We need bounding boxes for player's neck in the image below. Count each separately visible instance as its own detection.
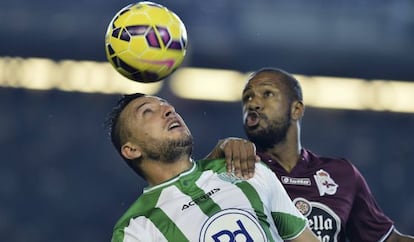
[143,156,193,186]
[267,137,302,173]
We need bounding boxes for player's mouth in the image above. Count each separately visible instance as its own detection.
[167,119,183,131]
[245,111,261,128]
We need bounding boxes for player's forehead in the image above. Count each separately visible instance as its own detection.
[126,95,166,109]
[120,95,167,122]
[243,72,284,93]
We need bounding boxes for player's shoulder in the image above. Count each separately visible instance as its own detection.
[251,161,281,183]
[255,160,274,172]
[196,158,227,173]
[306,149,358,173]
[112,195,156,242]
[112,196,147,234]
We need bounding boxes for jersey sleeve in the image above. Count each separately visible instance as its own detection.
[112,216,166,242]
[346,164,394,241]
[112,217,147,242]
[256,162,308,240]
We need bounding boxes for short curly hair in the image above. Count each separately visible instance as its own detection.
[248,67,303,103]
[105,93,146,177]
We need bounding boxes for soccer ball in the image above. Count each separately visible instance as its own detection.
[105,1,188,83]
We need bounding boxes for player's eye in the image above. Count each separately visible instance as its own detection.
[263,91,274,98]
[242,95,252,103]
[142,108,153,115]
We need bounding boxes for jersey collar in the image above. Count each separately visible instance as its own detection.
[143,159,196,193]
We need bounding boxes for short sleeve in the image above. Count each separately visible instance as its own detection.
[112,217,164,242]
[346,164,394,241]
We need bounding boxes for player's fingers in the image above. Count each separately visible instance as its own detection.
[220,139,234,174]
[245,141,257,179]
[220,138,257,179]
[222,139,243,177]
[225,156,233,174]
[226,141,242,178]
[227,139,254,179]
[238,140,256,179]
[238,143,250,179]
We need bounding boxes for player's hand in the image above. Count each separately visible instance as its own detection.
[219,137,259,179]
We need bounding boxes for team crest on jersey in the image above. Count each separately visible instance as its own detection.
[199,208,266,242]
[293,198,341,242]
[313,169,338,196]
[217,172,244,184]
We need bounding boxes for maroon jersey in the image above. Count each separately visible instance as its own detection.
[258,149,394,242]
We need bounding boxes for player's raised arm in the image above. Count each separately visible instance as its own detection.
[204,137,259,179]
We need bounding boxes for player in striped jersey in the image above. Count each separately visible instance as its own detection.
[106,93,319,242]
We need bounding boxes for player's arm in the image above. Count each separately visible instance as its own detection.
[288,227,320,242]
[386,229,414,242]
[204,137,258,179]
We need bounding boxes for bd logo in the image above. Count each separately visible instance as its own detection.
[199,208,266,242]
[212,220,252,241]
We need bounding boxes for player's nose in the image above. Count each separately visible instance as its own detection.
[247,98,262,111]
[162,103,176,118]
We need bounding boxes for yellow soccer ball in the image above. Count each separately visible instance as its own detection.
[105,1,188,83]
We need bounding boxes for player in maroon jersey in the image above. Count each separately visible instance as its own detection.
[206,68,414,241]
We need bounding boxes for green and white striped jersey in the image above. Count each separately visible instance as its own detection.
[112,159,307,242]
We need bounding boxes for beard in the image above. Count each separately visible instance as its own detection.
[244,111,291,151]
[143,134,193,162]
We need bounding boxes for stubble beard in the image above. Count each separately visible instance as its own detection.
[245,112,291,151]
[145,134,194,162]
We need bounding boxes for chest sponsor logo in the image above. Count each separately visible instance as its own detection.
[293,198,341,242]
[281,176,311,186]
[199,208,266,242]
[182,188,220,211]
[314,169,338,196]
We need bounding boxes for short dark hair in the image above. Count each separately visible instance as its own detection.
[105,93,146,177]
[251,67,303,103]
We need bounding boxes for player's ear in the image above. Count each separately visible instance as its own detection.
[291,100,305,121]
[121,142,142,160]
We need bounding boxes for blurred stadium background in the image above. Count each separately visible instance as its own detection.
[1,0,413,241]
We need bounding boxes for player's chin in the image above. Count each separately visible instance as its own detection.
[244,123,261,133]
[169,126,190,135]
[169,128,191,139]
[247,126,268,141]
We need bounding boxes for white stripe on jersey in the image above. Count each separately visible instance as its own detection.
[125,217,166,242]
[156,185,209,238]
[195,170,253,210]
